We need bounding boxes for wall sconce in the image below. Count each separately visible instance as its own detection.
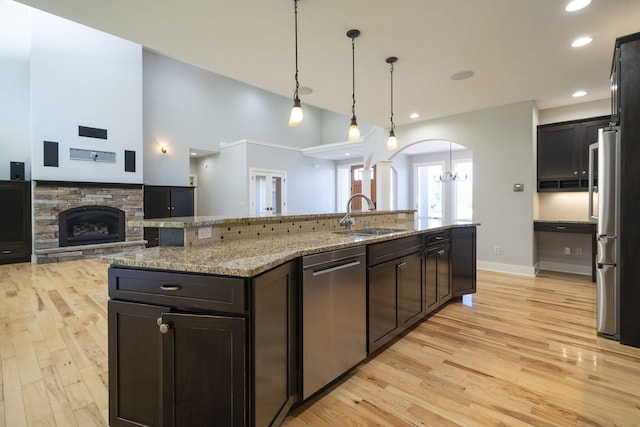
[160,145,167,154]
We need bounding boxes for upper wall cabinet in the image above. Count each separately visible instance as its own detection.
[537,116,610,192]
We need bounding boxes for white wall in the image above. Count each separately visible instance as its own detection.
[142,50,329,187]
[29,9,143,183]
[390,101,537,276]
[0,1,32,180]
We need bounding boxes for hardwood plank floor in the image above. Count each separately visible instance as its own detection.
[1,259,639,426]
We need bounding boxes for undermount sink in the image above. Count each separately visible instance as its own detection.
[334,228,405,236]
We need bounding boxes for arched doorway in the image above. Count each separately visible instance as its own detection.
[389,139,473,224]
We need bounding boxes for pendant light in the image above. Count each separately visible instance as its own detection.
[386,56,398,150]
[347,29,361,141]
[288,0,303,126]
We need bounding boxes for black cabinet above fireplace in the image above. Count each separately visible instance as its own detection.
[0,180,31,264]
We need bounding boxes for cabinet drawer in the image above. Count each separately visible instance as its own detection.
[533,222,595,234]
[367,235,422,266]
[425,230,450,246]
[0,242,30,264]
[109,267,245,314]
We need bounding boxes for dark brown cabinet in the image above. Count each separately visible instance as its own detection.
[537,116,609,191]
[108,261,296,427]
[451,227,477,297]
[0,180,31,264]
[143,186,194,247]
[367,236,423,353]
[424,231,451,313]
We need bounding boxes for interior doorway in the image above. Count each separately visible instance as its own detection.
[249,168,287,216]
[350,164,377,210]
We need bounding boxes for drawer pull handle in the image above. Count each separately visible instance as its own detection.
[397,262,407,269]
[556,226,566,230]
[436,236,444,240]
[160,284,182,291]
[2,250,11,254]
[438,249,446,256]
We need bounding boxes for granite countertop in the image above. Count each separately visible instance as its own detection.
[103,221,477,277]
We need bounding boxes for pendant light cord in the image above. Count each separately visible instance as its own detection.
[351,36,356,118]
[389,61,395,132]
[293,0,300,100]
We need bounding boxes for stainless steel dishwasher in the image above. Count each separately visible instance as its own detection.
[302,246,367,399]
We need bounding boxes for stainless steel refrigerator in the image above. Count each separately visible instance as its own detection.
[589,127,620,339]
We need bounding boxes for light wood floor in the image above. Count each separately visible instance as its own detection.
[1,260,639,426]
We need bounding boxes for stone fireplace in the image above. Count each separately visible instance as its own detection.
[33,181,146,263]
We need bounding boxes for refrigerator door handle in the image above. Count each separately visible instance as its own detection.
[588,141,598,223]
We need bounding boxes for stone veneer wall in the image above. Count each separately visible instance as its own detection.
[33,182,145,263]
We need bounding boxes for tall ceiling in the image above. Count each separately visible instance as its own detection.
[14,0,640,127]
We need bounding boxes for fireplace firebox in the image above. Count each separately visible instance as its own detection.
[58,206,125,247]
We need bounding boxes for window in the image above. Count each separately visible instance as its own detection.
[453,159,473,221]
[415,162,444,219]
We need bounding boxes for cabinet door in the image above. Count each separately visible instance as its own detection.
[161,313,246,427]
[424,248,439,314]
[368,260,398,351]
[170,187,194,217]
[108,300,164,427]
[253,262,297,427]
[0,181,31,264]
[397,252,423,326]
[537,123,579,179]
[144,186,172,219]
[437,246,452,304]
[452,227,477,297]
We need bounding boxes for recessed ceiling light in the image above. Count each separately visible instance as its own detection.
[344,152,350,156]
[410,113,420,119]
[190,152,197,156]
[571,36,593,47]
[573,90,587,97]
[565,0,591,12]
[451,70,475,81]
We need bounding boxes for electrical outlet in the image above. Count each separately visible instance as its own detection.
[576,247,583,255]
[494,245,501,255]
[564,247,572,256]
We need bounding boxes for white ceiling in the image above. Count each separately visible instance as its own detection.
[13,0,640,129]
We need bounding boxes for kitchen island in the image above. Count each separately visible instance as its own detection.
[104,211,477,427]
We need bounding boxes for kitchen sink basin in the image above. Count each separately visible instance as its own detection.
[334,227,405,236]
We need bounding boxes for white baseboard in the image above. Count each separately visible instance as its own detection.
[537,260,591,277]
[477,261,537,277]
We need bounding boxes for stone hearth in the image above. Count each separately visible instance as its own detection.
[33,181,146,263]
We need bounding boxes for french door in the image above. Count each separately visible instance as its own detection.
[250,168,287,216]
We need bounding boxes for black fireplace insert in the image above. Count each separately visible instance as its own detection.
[58,206,125,247]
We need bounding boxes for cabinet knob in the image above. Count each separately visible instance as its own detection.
[159,323,171,334]
[1,250,11,254]
[573,171,578,175]
[438,249,446,256]
[582,170,587,175]
[397,262,407,269]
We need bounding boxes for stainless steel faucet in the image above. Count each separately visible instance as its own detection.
[340,193,376,230]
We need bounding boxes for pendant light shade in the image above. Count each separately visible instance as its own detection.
[386,56,398,150]
[288,0,303,126]
[347,29,361,142]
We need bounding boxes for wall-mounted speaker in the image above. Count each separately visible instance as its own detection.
[43,141,59,167]
[10,161,25,180]
[79,126,108,139]
[125,150,136,172]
